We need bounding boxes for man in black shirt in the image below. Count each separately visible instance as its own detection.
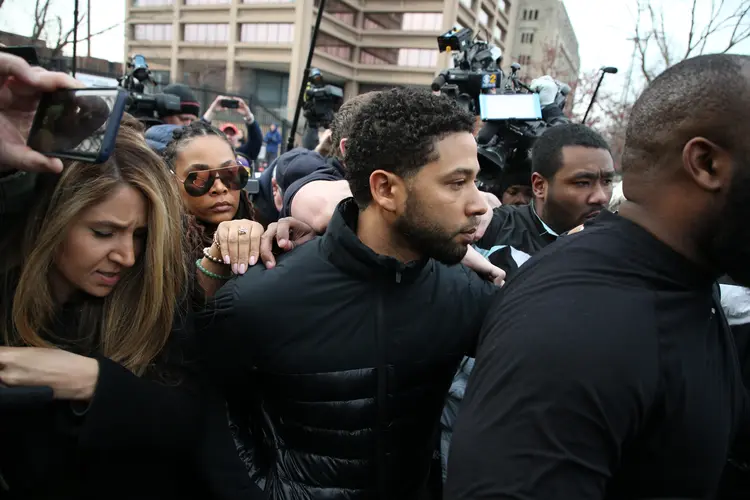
[474,123,615,276]
[445,53,750,499]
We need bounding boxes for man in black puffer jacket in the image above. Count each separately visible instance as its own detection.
[198,88,499,499]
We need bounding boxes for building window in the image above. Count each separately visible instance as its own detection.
[239,23,294,43]
[402,13,443,31]
[360,50,391,65]
[478,9,489,26]
[133,24,173,41]
[316,34,353,61]
[521,32,534,43]
[242,0,293,3]
[534,10,539,20]
[398,49,438,68]
[133,0,172,5]
[522,9,526,20]
[184,24,228,42]
[493,25,505,41]
[332,12,355,25]
[460,0,472,8]
[518,55,531,65]
[497,0,508,13]
[185,0,229,5]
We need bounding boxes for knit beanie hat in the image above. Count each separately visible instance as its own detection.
[162,83,201,117]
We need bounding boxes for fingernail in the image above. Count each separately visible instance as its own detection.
[278,239,287,247]
[224,255,231,264]
[239,264,247,274]
[249,256,257,266]
[265,261,274,269]
[232,263,238,274]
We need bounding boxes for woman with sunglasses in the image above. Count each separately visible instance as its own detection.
[164,122,265,284]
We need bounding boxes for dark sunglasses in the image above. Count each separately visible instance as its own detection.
[177,164,248,197]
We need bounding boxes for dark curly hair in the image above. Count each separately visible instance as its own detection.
[343,88,475,208]
[162,120,255,258]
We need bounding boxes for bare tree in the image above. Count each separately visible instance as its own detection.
[633,0,750,83]
[0,0,122,59]
[568,70,633,168]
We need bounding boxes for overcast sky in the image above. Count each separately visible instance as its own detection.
[1,0,748,96]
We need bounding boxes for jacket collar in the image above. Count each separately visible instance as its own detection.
[525,202,558,246]
[321,198,433,284]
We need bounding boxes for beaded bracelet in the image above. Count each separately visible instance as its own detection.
[195,259,232,280]
[203,247,225,264]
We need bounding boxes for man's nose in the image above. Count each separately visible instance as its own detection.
[589,182,611,206]
[468,184,489,217]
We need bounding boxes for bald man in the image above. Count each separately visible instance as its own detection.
[445,53,750,499]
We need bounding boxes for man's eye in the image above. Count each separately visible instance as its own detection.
[575,181,591,187]
[92,229,112,238]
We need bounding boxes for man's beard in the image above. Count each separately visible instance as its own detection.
[703,153,750,286]
[393,192,475,265]
[543,185,604,235]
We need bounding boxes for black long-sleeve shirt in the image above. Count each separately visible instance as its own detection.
[445,211,749,500]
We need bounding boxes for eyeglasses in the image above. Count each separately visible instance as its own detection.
[176,164,248,197]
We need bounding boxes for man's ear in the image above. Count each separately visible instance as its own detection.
[682,137,729,193]
[369,170,406,213]
[531,172,547,200]
[339,138,347,157]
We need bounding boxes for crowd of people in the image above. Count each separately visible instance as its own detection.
[0,48,749,500]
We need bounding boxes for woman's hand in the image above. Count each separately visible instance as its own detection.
[0,53,83,173]
[0,347,99,400]
[260,217,317,269]
[212,219,265,275]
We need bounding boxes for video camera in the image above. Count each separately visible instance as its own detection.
[303,68,344,129]
[431,28,504,115]
[118,55,181,128]
[474,64,570,198]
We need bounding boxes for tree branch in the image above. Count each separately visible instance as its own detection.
[723,2,750,53]
[684,0,698,59]
[31,0,52,43]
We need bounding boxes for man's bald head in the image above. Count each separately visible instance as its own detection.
[330,91,380,161]
[622,54,750,179]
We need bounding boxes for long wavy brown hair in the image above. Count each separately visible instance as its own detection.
[0,116,187,375]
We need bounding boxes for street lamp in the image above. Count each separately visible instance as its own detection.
[582,66,618,125]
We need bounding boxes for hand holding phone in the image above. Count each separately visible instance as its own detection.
[220,98,240,109]
[0,52,83,173]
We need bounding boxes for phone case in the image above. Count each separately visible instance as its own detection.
[27,87,128,164]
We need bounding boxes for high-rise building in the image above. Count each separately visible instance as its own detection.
[126,0,519,119]
[508,0,579,85]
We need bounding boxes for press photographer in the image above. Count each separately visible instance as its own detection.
[301,68,343,150]
[118,54,186,128]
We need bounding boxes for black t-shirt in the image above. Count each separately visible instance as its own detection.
[445,211,749,500]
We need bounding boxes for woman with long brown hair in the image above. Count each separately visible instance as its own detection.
[0,100,257,500]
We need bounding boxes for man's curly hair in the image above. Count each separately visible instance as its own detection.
[344,88,475,208]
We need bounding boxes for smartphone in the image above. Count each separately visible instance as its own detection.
[221,98,240,109]
[27,87,128,163]
[479,93,543,121]
[0,45,40,66]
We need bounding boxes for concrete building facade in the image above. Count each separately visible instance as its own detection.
[508,0,579,85]
[126,0,520,119]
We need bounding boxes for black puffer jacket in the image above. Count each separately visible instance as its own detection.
[199,198,498,499]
